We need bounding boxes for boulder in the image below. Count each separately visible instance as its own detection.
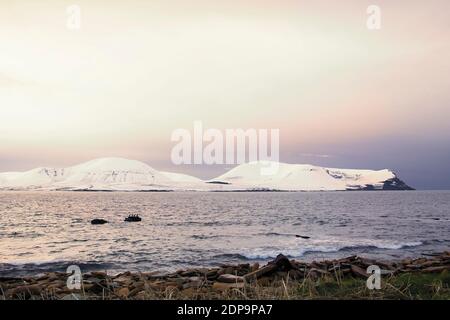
[116,287,130,298]
[212,282,245,291]
[250,263,260,272]
[91,219,108,225]
[422,266,449,273]
[350,265,369,278]
[244,254,294,282]
[217,274,244,283]
[8,285,43,299]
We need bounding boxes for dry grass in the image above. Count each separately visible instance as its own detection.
[2,270,449,300]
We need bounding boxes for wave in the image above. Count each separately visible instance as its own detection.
[0,260,115,277]
[228,241,424,260]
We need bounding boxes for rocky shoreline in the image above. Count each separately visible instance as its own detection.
[1,252,449,300]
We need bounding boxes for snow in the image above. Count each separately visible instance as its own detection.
[210,161,397,191]
[0,158,404,191]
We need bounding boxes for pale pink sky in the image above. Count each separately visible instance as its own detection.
[0,0,449,188]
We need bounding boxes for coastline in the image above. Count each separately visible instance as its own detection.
[1,251,448,300]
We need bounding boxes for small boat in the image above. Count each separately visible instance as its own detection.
[124,214,142,222]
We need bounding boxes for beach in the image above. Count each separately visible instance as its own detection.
[2,252,449,300]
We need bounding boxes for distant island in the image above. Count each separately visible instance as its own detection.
[0,157,414,192]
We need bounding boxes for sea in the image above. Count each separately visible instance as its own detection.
[0,191,449,277]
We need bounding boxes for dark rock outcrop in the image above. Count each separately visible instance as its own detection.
[91,219,108,225]
[382,177,415,190]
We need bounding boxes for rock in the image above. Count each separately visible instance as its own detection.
[287,269,303,279]
[90,271,107,278]
[181,270,200,277]
[113,276,133,286]
[251,263,260,272]
[46,272,60,281]
[124,215,142,222]
[129,285,145,297]
[419,260,442,268]
[351,265,369,278]
[218,267,234,275]
[244,264,278,282]
[82,283,95,291]
[188,276,203,282]
[116,287,129,298]
[358,258,378,268]
[405,264,423,270]
[206,270,218,280]
[257,277,271,286]
[212,282,245,291]
[46,280,67,291]
[134,291,146,300]
[244,254,294,282]
[272,254,295,270]
[217,274,244,283]
[276,271,288,278]
[422,266,449,273]
[309,268,329,276]
[8,285,43,299]
[401,259,413,265]
[91,219,108,225]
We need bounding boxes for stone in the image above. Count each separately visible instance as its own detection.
[243,254,294,281]
[351,265,369,278]
[181,270,200,277]
[309,268,329,275]
[91,219,108,225]
[419,260,441,268]
[218,267,234,275]
[422,266,449,273]
[212,282,245,291]
[257,277,271,286]
[182,281,203,289]
[134,291,147,300]
[206,269,218,277]
[287,269,303,279]
[9,285,43,299]
[276,271,288,278]
[188,276,203,282]
[113,276,133,286]
[217,274,244,283]
[129,285,145,297]
[116,287,129,298]
[90,271,107,278]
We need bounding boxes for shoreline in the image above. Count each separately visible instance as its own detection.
[1,251,448,300]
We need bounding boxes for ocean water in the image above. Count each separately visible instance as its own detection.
[0,191,449,277]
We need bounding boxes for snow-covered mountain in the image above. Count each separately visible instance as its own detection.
[0,158,413,191]
[208,161,414,191]
[0,158,205,191]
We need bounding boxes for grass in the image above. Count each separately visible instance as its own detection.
[172,271,450,300]
[1,271,449,300]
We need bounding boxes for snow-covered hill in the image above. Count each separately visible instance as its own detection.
[0,158,205,191]
[0,158,413,191]
[208,161,414,191]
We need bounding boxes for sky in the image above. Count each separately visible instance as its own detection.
[0,0,449,189]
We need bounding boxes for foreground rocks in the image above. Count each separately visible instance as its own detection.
[1,252,449,300]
